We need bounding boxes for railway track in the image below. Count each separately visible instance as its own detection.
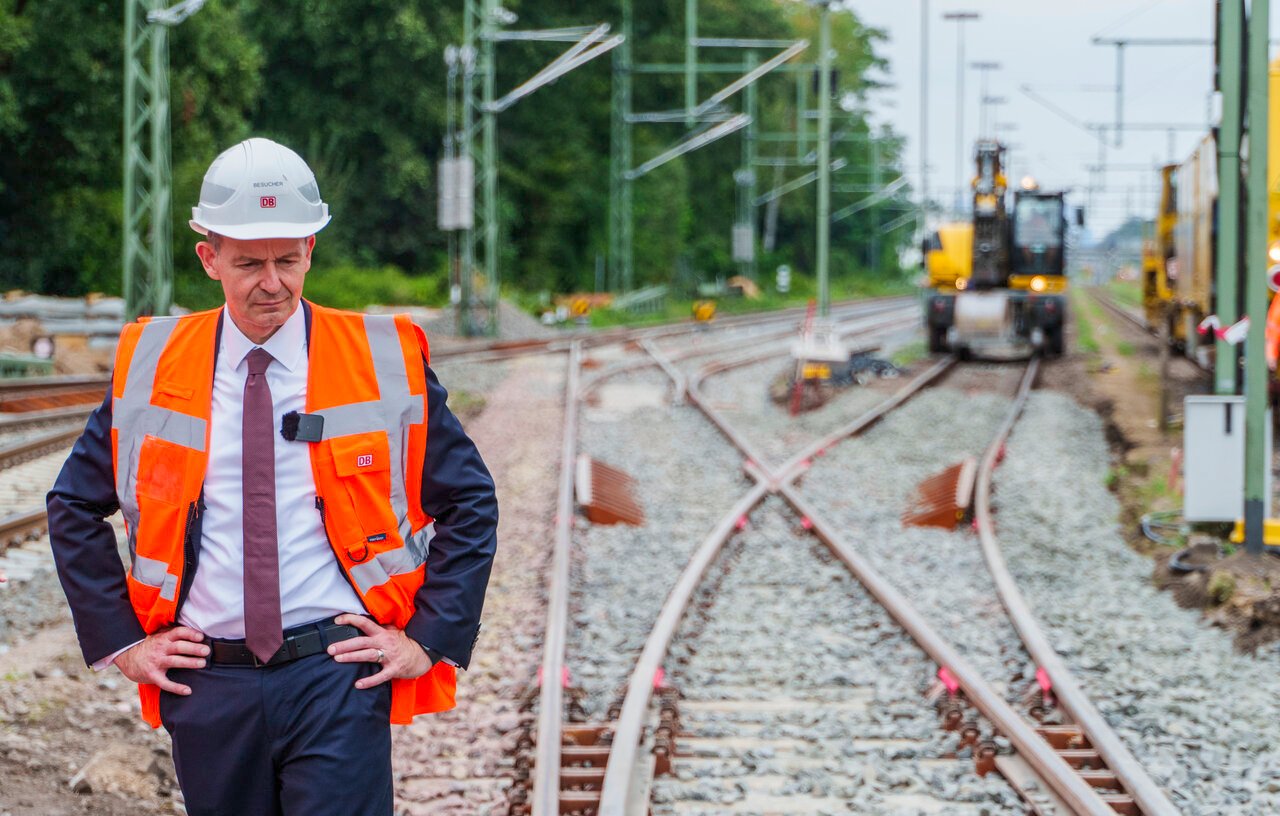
[1089,289,1212,376]
[0,299,903,567]
[526,308,1178,814]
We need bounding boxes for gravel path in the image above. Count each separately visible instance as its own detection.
[394,353,565,816]
[569,368,750,719]
[999,391,1280,815]
[653,497,1021,815]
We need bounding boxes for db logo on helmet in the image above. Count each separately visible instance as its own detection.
[260,196,277,208]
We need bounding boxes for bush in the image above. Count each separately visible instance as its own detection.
[172,255,447,313]
[300,263,447,311]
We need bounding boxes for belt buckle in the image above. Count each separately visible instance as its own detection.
[251,650,264,668]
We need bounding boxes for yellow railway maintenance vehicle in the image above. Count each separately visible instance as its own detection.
[924,140,1070,357]
[1141,56,1280,368]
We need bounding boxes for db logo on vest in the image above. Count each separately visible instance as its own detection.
[357,454,373,468]
[260,196,277,208]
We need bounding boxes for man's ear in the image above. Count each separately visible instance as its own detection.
[195,241,220,281]
[304,235,316,260]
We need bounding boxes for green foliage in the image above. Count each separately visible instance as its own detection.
[1106,278,1143,310]
[300,262,447,312]
[1,1,911,308]
[1208,571,1236,606]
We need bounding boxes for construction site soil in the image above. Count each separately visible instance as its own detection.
[1056,289,1280,654]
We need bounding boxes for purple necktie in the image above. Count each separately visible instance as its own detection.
[243,347,282,663]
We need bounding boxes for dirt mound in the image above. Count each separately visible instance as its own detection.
[1153,540,1280,653]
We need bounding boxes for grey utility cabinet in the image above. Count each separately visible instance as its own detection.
[1183,395,1271,522]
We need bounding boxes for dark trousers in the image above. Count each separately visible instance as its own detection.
[161,644,392,816]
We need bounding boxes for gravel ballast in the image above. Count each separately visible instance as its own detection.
[569,368,751,719]
[653,497,1022,815]
[997,391,1280,814]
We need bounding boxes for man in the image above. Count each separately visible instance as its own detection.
[47,137,498,815]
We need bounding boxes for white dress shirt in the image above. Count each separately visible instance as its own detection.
[178,304,364,638]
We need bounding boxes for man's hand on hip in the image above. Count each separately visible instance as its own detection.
[329,614,433,689]
[113,626,209,695]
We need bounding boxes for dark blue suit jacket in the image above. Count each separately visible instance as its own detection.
[46,304,498,670]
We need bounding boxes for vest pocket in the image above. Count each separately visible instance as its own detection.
[328,431,400,554]
[136,434,188,506]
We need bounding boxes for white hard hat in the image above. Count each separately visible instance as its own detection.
[189,137,331,241]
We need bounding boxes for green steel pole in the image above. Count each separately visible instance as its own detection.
[1243,0,1271,553]
[461,2,477,335]
[151,17,173,318]
[622,0,634,292]
[1217,0,1244,395]
[609,0,634,293]
[122,0,173,321]
[816,2,832,318]
[870,137,881,273]
[481,0,499,336]
[608,47,623,293]
[122,0,140,320]
[685,0,697,127]
[795,68,808,160]
[745,50,759,281]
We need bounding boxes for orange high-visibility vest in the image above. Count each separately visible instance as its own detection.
[110,301,455,728]
[1266,290,1280,370]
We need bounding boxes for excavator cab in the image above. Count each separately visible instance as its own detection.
[1010,192,1066,278]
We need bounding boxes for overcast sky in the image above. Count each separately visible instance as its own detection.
[847,0,1270,237]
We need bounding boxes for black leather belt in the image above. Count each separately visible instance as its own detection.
[208,618,362,668]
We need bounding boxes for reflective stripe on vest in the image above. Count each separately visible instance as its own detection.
[314,315,433,589]
[113,317,207,595]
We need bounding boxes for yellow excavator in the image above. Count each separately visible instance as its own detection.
[923,140,1071,357]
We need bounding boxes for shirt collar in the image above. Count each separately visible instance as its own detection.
[221,304,306,373]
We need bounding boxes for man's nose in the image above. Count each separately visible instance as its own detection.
[259,263,283,292]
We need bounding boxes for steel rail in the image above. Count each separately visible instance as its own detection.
[529,299,911,813]
[530,297,912,813]
[578,300,915,396]
[0,507,48,551]
[975,359,1180,815]
[1088,289,1212,376]
[530,342,584,816]
[0,426,84,471]
[1088,290,1148,333]
[671,310,918,474]
[594,481,770,816]
[771,354,958,484]
[435,296,912,367]
[0,374,112,393]
[776,481,1116,816]
[0,405,95,432]
[596,327,947,814]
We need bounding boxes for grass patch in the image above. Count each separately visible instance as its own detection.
[1074,297,1101,354]
[890,340,928,368]
[447,390,487,423]
[1115,340,1135,356]
[584,270,914,329]
[1208,571,1236,605]
[1105,278,1143,310]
